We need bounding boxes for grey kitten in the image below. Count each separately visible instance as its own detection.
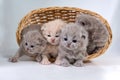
[76,13,109,54]
[9,24,47,62]
[55,23,88,67]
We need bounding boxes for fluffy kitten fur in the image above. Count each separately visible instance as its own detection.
[76,13,109,54]
[55,23,88,67]
[39,19,66,64]
[9,24,47,62]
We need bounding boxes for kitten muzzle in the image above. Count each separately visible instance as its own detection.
[51,38,55,43]
[67,43,71,48]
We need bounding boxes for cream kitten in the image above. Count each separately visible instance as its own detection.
[55,23,88,67]
[76,13,109,54]
[39,19,66,65]
[9,24,47,62]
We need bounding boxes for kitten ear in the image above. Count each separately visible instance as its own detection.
[38,37,47,44]
[41,24,46,31]
[22,34,26,39]
[75,13,84,21]
[75,13,90,26]
[81,35,86,39]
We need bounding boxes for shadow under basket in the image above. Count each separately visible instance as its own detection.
[16,7,112,60]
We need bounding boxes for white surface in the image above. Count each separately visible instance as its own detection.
[0,55,120,80]
[0,0,120,80]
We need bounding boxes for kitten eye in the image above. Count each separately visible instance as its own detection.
[25,42,28,46]
[64,38,67,41]
[30,45,34,48]
[80,21,86,26]
[47,35,51,37]
[72,40,77,43]
[82,35,86,39]
[55,35,59,37]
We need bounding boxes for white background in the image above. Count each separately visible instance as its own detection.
[0,0,120,80]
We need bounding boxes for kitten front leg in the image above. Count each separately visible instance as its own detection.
[36,54,42,63]
[55,47,71,67]
[73,59,83,67]
[9,48,24,62]
[74,51,87,67]
[92,47,101,53]
[55,55,62,65]
[41,55,51,65]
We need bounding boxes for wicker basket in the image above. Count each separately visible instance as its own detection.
[16,7,112,60]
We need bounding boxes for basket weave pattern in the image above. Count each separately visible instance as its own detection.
[16,7,112,60]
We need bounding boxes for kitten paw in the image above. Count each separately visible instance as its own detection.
[74,60,83,67]
[9,57,18,63]
[41,59,51,65]
[55,59,70,67]
[55,58,71,67]
[54,59,61,65]
[36,56,42,63]
[60,61,71,67]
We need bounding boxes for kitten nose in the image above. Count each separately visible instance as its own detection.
[27,48,29,50]
[51,38,55,43]
[67,43,71,48]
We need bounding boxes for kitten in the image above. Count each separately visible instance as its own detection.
[39,19,66,64]
[76,13,109,54]
[9,24,47,62]
[55,23,88,67]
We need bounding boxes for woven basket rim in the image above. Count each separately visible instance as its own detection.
[16,7,112,60]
